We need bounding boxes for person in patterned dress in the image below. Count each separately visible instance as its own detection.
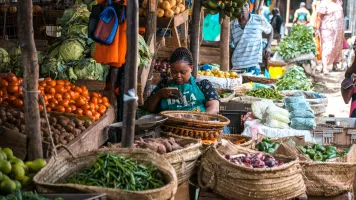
[144,47,220,115]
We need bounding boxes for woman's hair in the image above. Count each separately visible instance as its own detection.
[169,47,194,65]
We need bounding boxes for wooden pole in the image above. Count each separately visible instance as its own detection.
[190,0,202,78]
[18,0,43,159]
[286,0,290,24]
[122,0,139,148]
[143,0,158,100]
[220,16,230,71]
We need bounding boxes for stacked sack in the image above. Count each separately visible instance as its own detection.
[285,96,316,130]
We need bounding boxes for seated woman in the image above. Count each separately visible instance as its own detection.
[144,47,220,114]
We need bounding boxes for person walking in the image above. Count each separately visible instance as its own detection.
[271,8,283,41]
[315,0,344,74]
[230,1,273,75]
[310,0,321,28]
[293,2,311,25]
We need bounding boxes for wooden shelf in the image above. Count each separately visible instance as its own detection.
[139,9,189,29]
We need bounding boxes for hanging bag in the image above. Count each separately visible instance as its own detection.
[315,34,322,60]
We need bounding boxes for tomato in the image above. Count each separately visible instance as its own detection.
[1,80,8,87]
[7,85,19,94]
[46,106,52,112]
[14,99,23,107]
[7,74,18,84]
[98,93,102,98]
[74,87,83,94]
[44,77,52,83]
[56,80,64,85]
[65,106,72,113]
[98,105,107,115]
[53,93,62,101]
[0,97,3,104]
[8,95,16,102]
[63,80,70,86]
[83,109,92,117]
[39,104,44,112]
[0,90,3,97]
[97,98,103,104]
[70,104,76,111]
[48,80,56,87]
[90,97,98,105]
[64,85,71,91]
[60,99,70,107]
[38,86,45,91]
[72,92,80,100]
[92,111,101,121]
[91,92,99,98]
[62,92,71,100]
[104,102,111,107]
[45,86,56,95]
[81,89,89,97]
[88,102,96,110]
[2,94,8,100]
[55,85,65,94]
[18,77,23,85]
[46,94,52,100]
[56,106,65,113]
[75,96,86,107]
[49,98,58,105]
[81,104,90,111]
[80,85,87,91]
[74,108,83,115]
[102,97,109,103]
[48,103,56,109]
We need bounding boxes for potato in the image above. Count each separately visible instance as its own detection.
[157,144,167,154]
[162,141,173,152]
[53,129,60,135]
[73,118,83,127]
[42,128,50,137]
[13,127,19,133]
[77,125,86,132]
[58,116,70,126]
[84,120,92,128]
[71,128,81,137]
[65,134,75,142]
[65,125,74,132]
[168,137,175,145]
[59,139,67,145]
[67,121,76,128]
[49,117,57,125]
[60,128,66,133]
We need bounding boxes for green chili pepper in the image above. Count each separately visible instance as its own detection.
[306,149,316,157]
[313,144,326,152]
[298,146,307,154]
[267,148,275,154]
[313,154,323,161]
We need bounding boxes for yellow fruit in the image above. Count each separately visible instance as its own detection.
[9,159,24,167]
[219,74,225,78]
[225,72,230,77]
[0,153,5,161]
[10,165,25,181]
[20,176,32,187]
[176,0,182,4]
[2,175,9,181]
[7,156,15,161]
[230,71,238,77]
[173,6,180,14]
[23,165,29,175]
[206,69,211,72]
[178,3,185,12]
[157,8,165,17]
[204,71,212,76]
[0,179,16,195]
[30,159,47,173]
[164,9,174,18]
[161,1,171,11]
[168,0,176,8]
[1,149,13,159]
[0,161,11,175]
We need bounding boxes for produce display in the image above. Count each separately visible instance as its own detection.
[0,73,110,121]
[298,144,349,161]
[256,137,281,153]
[139,0,186,18]
[277,25,317,61]
[198,69,240,79]
[66,153,165,191]
[0,148,47,195]
[246,88,283,100]
[39,3,110,81]
[202,0,246,18]
[1,190,63,200]
[251,100,291,129]
[138,35,152,68]
[130,137,186,154]
[276,66,312,91]
[225,152,285,168]
[153,59,170,73]
[0,106,93,145]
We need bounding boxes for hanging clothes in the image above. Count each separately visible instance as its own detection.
[94,0,127,68]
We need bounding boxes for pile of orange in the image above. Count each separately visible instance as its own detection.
[0,73,111,122]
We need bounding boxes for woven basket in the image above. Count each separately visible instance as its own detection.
[216,88,236,103]
[33,148,178,200]
[160,111,230,129]
[161,133,202,185]
[161,124,222,140]
[198,145,306,200]
[220,134,254,149]
[242,75,279,84]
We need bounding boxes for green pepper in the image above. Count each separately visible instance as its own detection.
[327,153,337,160]
[272,142,281,150]
[306,149,315,157]
[313,144,326,152]
[326,146,337,152]
[322,154,329,161]
[298,146,307,154]
[305,145,313,150]
[262,137,273,144]
[256,142,266,152]
[267,148,275,154]
[313,154,323,161]
[326,149,336,156]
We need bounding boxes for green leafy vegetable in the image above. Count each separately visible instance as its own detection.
[276,66,312,91]
[59,38,85,62]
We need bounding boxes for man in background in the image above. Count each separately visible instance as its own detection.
[271,8,283,41]
[230,2,273,75]
[293,2,311,25]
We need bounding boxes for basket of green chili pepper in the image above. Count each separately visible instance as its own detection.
[256,137,282,154]
[246,88,284,100]
[33,148,178,200]
[297,144,350,162]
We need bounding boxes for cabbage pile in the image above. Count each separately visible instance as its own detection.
[40,2,109,82]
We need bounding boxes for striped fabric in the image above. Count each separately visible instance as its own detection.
[230,14,272,69]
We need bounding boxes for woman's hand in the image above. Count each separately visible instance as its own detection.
[157,88,179,99]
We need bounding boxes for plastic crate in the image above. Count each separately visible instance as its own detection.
[219,110,247,134]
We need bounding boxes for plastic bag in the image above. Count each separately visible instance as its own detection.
[290,118,316,130]
[290,110,314,118]
[286,102,312,112]
[263,106,290,124]
[251,100,274,120]
[264,118,290,129]
[285,96,305,104]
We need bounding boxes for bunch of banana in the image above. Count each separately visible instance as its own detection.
[202,0,247,19]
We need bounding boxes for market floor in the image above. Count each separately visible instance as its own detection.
[312,71,349,117]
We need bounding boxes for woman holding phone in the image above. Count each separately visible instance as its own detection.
[144,47,220,114]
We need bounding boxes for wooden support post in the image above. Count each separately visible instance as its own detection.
[18,0,43,159]
[286,0,290,24]
[122,0,139,148]
[220,16,230,71]
[190,0,202,78]
[143,0,158,100]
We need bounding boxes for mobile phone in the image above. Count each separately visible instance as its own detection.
[167,87,179,98]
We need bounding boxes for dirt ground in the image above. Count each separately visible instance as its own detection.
[312,71,350,117]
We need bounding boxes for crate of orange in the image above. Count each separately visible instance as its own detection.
[0,73,115,158]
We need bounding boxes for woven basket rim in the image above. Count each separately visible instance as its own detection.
[208,146,300,172]
[160,111,230,127]
[33,148,177,194]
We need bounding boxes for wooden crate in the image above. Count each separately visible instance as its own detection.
[156,10,189,28]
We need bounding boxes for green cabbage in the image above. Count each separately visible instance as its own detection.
[57,5,90,27]
[87,0,97,12]
[73,58,109,81]
[8,46,21,58]
[68,24,88,38]
[59,39,85,62]
[90,42,96,58]
[0,48,10,64]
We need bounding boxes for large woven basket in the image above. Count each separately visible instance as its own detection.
[220,134,254,149]
[161,124,222,140]
[33,148,178,200]
[161,133,202,185]
[160,111,230,129]
[198,145,306,200]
